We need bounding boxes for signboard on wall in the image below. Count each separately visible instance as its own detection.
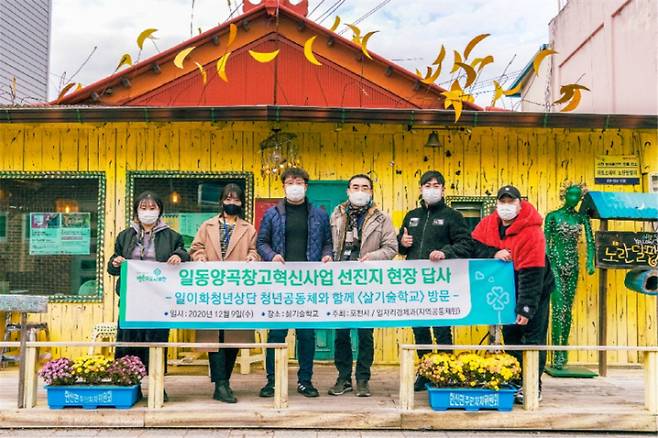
[594,155,640,185]
[595,231,658,269]
[29,212,91,255]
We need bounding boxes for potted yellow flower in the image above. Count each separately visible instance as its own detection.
[417,352,521,411]
[39,355,146,409]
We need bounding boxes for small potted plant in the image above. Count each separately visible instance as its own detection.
[39,355,146,409]
[417,352,521,411]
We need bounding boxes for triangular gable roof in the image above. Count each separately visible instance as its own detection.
[56,2,481,111]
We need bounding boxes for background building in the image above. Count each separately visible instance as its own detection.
[513,0,658,114]
[0,0,51,105]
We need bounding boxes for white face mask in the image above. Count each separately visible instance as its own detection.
[422,188,443,205]
[348,191,371,207]
[138,209,160,225]
[497,203,519,221]
[285,184,306,202]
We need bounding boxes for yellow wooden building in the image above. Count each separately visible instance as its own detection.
[1,0,656,368]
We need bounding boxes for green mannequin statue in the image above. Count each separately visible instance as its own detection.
[545,183,595,370]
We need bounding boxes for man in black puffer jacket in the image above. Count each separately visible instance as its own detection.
[397,170,473,391]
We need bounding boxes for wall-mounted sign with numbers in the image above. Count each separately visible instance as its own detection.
[594,155,640,185]
[595,231,658,269]
[119,259,516,330]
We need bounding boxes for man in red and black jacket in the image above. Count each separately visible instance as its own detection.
[471,185,554,403]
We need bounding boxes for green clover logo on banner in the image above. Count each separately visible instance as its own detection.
[486,286,510,311]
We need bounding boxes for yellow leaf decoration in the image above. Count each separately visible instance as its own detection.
[432,45,446,66]
[173,46,195,69]
[441,80,472,123]
[75,83,83,91]
[57,83,76,101]
[345,23,362,44]
[450,50,463,74]
[194,62,207,85]
[559,88,583,112]
[533,48,557,76]
[553,83,590,106]
[137,28,158,50]
[360,30,378,60]
[421,65,441,84]
[470,55,494,72]
[415,68,423,77]
[463,33,490,60]
[249,49,280,63]
[228,23,238,48]
[303,36,322,66]
[216,52,231,82]
[491,80,504,106]
[329,16,341,32]
[455,62,477,87]
[115,53,133,71]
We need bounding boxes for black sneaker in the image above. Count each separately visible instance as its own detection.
[514,387,543,404]
[328,379,353,395]
[259,381,275,398]
[297,382,319,397]
[355,380,371,397]
[414,375,429,392]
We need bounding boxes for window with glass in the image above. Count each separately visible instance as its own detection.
[445,196,497,232]
[0,172,106,301]
[127,172,254,247]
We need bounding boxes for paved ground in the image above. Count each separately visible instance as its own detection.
[0,430,654,437]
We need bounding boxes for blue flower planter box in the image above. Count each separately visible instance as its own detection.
[45,384,140,409]
[426,385,516,412]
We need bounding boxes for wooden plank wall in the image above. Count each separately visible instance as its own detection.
[0,121,655,365]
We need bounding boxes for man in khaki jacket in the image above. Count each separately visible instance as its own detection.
[328,174,398,397]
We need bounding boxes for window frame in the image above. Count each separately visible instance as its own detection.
[125,170,255,225]
[0,171,106,303]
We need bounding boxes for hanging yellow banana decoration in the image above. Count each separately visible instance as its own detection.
[304,36,322,66]
[554,84,590,111]
[344,23,362,44]
[455,62,477,87]
[533,48,557,75]
[360,30,378,60]
[216,51,232,82]
[421,66,441,84]
[194,62,207,85]
[249,49,280,63]
[329,16,341,32]
[441,80,472,123]
[137,28,158,50]
[470,55,494,72]
[227,23,238,48]
[432,45,446,66]
[463,33,490,60]
[491,80,504,106]
[173,47,195,69]
[450,50,463,74]
[115,53,133,71]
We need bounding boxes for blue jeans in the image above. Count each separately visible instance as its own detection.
[265,329,316,385]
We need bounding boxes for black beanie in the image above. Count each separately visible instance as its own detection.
[420,170,446,186]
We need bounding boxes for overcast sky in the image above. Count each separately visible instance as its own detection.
[49,0,559,107]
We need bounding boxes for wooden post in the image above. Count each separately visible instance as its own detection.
[238,348,251,375]
[399,347,415,411]
[644,351,658,414]
[16,312,28,409]
[273,347,288,409]
[522,350,540,411]
[22,345,38,409]
[147,347,165,409]
[598,219,608,377]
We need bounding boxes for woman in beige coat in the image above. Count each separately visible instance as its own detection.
[189,183,258,403]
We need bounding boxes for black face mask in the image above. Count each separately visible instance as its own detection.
[223,203,242,216]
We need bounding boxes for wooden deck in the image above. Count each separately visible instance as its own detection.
[0,364,656,432]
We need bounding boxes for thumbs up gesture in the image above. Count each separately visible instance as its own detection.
[401,227,414,248]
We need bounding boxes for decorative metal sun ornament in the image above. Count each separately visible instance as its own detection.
[260,129,301,177]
